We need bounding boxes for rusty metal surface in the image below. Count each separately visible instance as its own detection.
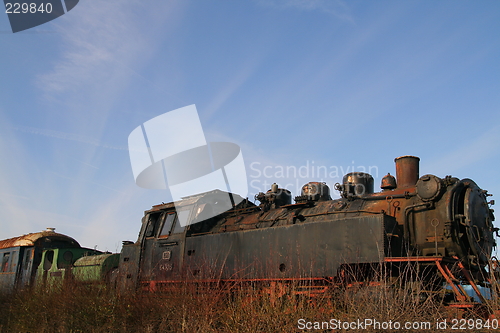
[182,215,389,280]
[0,230,80,250]
[394,155,420,188]
[381,173,397,190]
[341,172,374,197]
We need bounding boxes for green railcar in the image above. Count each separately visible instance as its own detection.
[36,248,104,287]
[72,253,120,283]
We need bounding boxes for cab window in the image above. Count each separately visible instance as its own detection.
[172,210,189,234]
[159,210,188,237]
[159,212,176,237]
[145,212,164,237]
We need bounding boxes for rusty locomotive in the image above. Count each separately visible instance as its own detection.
[115,155,498,307]
[1,155,497,310]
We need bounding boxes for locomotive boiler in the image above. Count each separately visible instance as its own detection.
[116,155,497,304]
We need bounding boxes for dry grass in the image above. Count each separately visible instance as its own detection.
[1,277,496,333]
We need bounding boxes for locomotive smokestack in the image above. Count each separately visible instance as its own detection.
[394,155,420,188]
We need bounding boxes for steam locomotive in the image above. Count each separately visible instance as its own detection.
[1,155,497,309]
[115,155,498,305]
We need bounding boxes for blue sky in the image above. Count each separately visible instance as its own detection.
[1,1,499,251]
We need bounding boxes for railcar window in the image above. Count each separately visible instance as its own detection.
[63,250,73,263]
[145,212,164,237]
[43,251,54,271]
[1,252,10,272]
[159,212,176,237]
[23,250,31,270]
[11,251,17,271]
[58,251,74,269]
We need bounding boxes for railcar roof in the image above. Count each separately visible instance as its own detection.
[0,230,80,250]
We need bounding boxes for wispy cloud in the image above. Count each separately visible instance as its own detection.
[14,125,128,150]
[77,184,139,251]
[425,123,500,176]
[71,158,99,170]
[0,192,30,200]
[0,117,38,238]
[37,1,144,95]
[35,0,184,131]
[257,0,354,22]
[50,170,125,194]
[204,58,263,119]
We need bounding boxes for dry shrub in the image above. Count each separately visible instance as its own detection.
[0,274,497,333]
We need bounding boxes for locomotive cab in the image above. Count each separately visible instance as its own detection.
[118,190,251,292]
